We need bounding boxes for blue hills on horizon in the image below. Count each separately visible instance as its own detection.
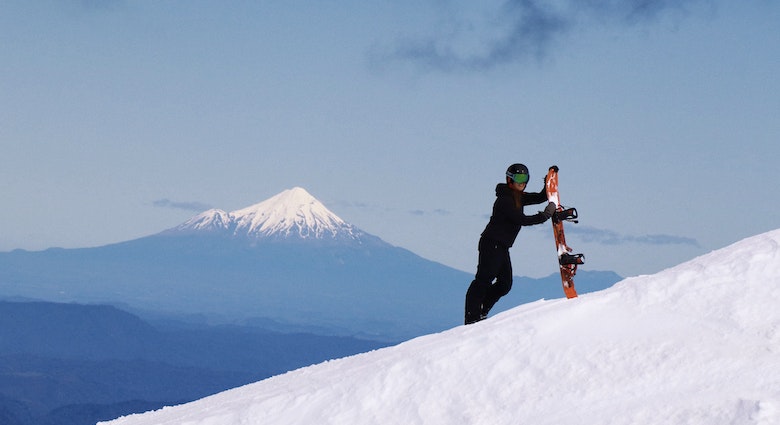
[0,300,390,425]
[0,232,620,340]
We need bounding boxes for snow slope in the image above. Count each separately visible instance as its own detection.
[102,229,780,425]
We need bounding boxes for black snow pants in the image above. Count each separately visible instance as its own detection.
[464,237,513,324]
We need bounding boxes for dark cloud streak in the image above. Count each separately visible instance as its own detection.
[567,225,700,247]
[380,0,711,72]
[409,209,452,217]
[152,199,213,213]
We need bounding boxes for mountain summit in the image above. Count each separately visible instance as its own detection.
[167,187,366,243]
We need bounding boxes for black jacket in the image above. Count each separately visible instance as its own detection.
[480,183,549,248]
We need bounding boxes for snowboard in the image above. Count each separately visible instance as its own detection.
[545,166,583,299]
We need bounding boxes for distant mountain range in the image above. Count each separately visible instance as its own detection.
[0,300,388,425]
[0,187,621,340]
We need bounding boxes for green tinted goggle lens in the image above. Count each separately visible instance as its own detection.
[511,173,529,184]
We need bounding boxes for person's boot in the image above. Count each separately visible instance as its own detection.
[465,304,487,325]
[464,311,482,325]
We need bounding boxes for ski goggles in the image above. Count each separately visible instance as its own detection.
[507,172,529,184]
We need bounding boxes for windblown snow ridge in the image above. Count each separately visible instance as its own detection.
[102,229,780,425]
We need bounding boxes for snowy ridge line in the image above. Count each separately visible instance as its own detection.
[167,187,365,241]
[102,228,780,425]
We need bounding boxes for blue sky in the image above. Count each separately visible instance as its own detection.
[2,0,778,278]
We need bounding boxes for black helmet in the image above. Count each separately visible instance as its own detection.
[506,163,529,184]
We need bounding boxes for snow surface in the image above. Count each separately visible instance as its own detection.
[171,187,364,241]
[102,229,780,425]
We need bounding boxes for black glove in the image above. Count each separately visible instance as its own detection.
[542,202,557,219]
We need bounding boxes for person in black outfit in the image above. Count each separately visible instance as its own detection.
[464,163,557,325]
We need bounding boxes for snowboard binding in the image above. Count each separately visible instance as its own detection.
[559,252,585,266]
[553,207,579,223]
[553,206,584,266]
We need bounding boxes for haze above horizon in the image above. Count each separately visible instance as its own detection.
[2,1,778,278]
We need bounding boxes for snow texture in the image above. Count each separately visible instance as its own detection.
[171,187,364,241]
[102,229,780,425]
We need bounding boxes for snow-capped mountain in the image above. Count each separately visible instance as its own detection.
[0,185,619,340]
[0,186,477,340]
[168,187,366,242]
[101,228,780,425]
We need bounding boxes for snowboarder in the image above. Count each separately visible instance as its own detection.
[464,163,557,325]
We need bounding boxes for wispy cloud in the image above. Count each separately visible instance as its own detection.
[152,199,213,213]
[329,199,451,217]
[375,0,711,72]
[408,208,452,217]
[568,225,700,247]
